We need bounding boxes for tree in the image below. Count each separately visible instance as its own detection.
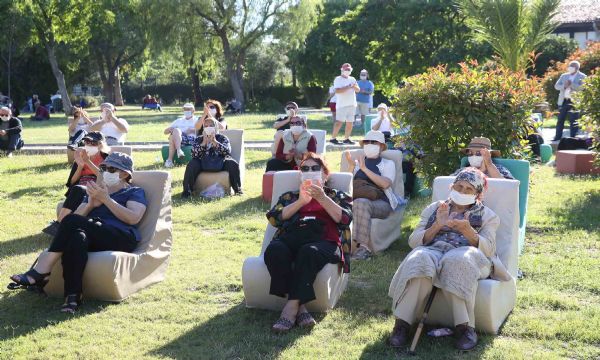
[459,0,560,71]
[0,1,32,99]
[23,0,92,114]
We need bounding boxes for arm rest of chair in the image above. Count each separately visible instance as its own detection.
[474,278,517,334]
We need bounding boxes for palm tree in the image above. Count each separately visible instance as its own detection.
[458,0,561,71]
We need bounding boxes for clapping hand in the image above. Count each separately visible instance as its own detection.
[447,218,472,235]
[299,181,313,205]
[344,151,354,168]
[74,148,86,166]
[355,154,366,171]
[87,181,110,204]
[305,182,326,203]
[435,202,450,227]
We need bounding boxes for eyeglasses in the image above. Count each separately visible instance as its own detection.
[285,107,295,111]
[290,121,304,126]
[467,150,483,156]
[300,165,321,172]
[83,140,99,146]
[100,165,119,173]
[362,140,380,145]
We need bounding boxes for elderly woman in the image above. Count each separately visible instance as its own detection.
[10,153,146,313]
[266,115,317,172]
[43,132,111,236]
[264,152,352,332]
[344,130,399,260]
[388,168,509,351]
[67,106,93,149]
[271,101,303,156]
[453,137,513,179]
[164,103,199,168]
[182,116,242,197]
[195,99,227,136]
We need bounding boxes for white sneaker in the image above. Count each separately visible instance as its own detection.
[176,148,185,158]
[164,160,174,168]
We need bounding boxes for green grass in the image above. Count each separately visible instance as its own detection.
[21,106,365,144]
[1,147,599,358]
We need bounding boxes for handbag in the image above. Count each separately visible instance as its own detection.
[353,178,386,201]
[201,154,225,172]
[278,218,325,252]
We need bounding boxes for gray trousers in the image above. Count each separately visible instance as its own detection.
[352,198,392,250]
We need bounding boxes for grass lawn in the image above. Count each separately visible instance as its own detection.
[20,106,366,144]
[0,148,599,359]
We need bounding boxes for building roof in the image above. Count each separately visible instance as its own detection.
[557,0,600,25]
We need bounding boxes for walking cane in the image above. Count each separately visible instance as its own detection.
[408,287,438,355]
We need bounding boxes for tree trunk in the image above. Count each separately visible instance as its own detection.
[189,58,202,106]
[292,64,297,88]
[113,66,124,106]
[44,42,73,115]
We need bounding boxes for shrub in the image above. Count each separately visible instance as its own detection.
[245,97,283,113]
[531,35,578,77]
[301,86,329,108]
[391,62,543,186]
[542,41,600,108]
[69,95,103,108]
[574,72,600,164]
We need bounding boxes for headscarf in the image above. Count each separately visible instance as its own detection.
[453,167,487,195]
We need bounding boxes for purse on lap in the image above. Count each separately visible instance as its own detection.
[201,154,225,172]
[352,178,386,201]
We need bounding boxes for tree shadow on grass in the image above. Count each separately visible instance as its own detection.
[7,184,64,199]
[246,156,271,170]
[149,303,310,359]
[2,161,70,175]
[200,196,269,220]
[545,189,600,232]
[0,233,50,261]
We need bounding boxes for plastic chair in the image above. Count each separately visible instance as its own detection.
[540,144,552,163]
[161,145,193,165]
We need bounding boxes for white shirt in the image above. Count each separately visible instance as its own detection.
[371,114,393,133]
[170,116,199,135]
[333,75,357,108]
[100,118,128,142]
[70,118,90,136]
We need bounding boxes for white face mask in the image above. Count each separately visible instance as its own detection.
[85,145,99,156]
[103,171,122,187]
[568,66,577,74]
[449,189,476,206]
[184,111,193,118]
[360,75,367,80]
[0,115,9,121]
[341,70,351,77]
[290,125,304,135]
[204,126,216,136]
[468,155,483,167]
[363,144,381,158]
[286,109,295,117]
[209,108,217,116]
[301,171,323,185]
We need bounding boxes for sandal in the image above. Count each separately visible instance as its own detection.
[61,294,82,314]
[8,267,50,293]
[296,312,317,328]
[271,317,295,333]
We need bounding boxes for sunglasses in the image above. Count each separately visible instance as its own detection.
[290,121,304,126]
[83,140,99,146]
[208,105,216,110]
[362,140,380,145]
[100,165,119,173]
[300,165,321,172]
[467,150,483,156]
[285,107,295,111]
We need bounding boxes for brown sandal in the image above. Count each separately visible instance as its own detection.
[272,317,295,333]
[296,312,316,328]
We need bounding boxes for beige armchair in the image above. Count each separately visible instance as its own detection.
[194,129,244,195]
[45,170,173,302]
[242,170,352,312]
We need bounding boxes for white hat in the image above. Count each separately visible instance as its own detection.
[377,103,388,111]
[183,103,195,109]
[361,130,387,149]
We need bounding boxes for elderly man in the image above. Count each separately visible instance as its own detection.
[90,103,129,145]
[163,103,198,168]
[0,107,24,157]
[356,69,374,125]
[553,61,587,141]
[330,63,360,145]
[31,101,50,121]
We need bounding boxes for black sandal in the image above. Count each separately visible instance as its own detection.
[296,312,317,328]
[272,317,295,333]
[8,266,50,293]
[61,294,82,314]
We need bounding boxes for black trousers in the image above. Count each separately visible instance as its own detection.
[555,99,579,139]
[265,158,295,172]
[402,161,416,196]
[183,157,242,193]
[0,133,23,152]
[63,185,87,211]
[264,240,340,305]
[48,214,137,296]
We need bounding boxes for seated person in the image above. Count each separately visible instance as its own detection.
[225,98,242,114]
[0,106,24,157]
[182,116,242,197]
[343,131,399,260]
[264,152,352,332]
[396,138,423,197]
[272,101,302,155]
[266,116,317,172]
[195,99,227,135]
[164,103,199,168]
[371,103,395,141]
[453,137,513,179]
[388,167,509,351]
[43,132,111,236]
[90,103,129,145]
[31,101,50,121]
[9,152,146,314]
[67,107,93,149]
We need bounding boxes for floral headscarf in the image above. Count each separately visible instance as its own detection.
[453,167,487,194]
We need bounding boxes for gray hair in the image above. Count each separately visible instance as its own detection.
[0,106,11,114]
[100,102,115,111]
[569,61,581,69]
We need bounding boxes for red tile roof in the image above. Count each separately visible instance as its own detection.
[557,0,600,24]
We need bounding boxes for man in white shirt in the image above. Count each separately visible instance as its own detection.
[330,63,360,145]
[90,103,129,145]
[553,60,587,141]
[163,103,199,168]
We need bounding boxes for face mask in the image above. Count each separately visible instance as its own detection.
[290,125,304,135]
[286,109,295,117]
[468,155,483,167]
[85,145,99,156]
[184,111,193,118]
[360,75,367,80]
[341,70,351,76]
[103,171,122,187]
[209,108,217,116]
[363,144,381,158]
[301,171,323,184]
[568,66,577,74]
[204,127,215,135]
[449,189,476,206]
[0,115,9,121]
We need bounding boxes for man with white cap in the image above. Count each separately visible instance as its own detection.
[330,63,360,145]
[553,60,587,141]
[163,103,199,168]
[371,103,395,141]
[356,69,374,125]
[90,103,129,146]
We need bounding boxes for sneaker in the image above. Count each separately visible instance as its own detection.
[164,160,174,168]
[330,138,340,145]
[181,190,192,199]
[343,139,355,145]
[42,221,60,237]
[351,246,372,260]
[6,152,13,158]
[176,148,185,158]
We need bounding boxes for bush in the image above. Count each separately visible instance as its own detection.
[69,95,103,108]
[531,35,578,77]
[301,86,329,108]
[245,97,283,113]
[574,72,600,164]
[391,62,543,186]
[542,42,600,108]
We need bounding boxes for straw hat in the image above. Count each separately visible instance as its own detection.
[460,137,501,157]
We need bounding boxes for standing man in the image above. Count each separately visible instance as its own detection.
[356,69,374,126]
[553,60,587,141]
[90,103,129,145]
[330,63,360,145]
[0,106,24,157]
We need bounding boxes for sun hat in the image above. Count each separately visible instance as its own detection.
[101,152,134,176]
[460,137,501,157]
[377,103,388,111]
[360,130,387,150]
